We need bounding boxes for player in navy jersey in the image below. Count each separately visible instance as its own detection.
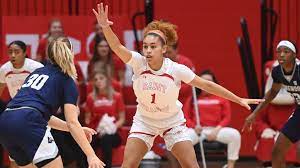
[244,40,300,168]
[0,37,105,168]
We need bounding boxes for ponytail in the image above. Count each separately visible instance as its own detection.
[47,37,77,80]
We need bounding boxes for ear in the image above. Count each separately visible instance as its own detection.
[162,45,167,54]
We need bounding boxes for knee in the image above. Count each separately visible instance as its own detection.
[183,161,200,168]
[121,156,140,168]
[178,157,199,168]
[229,129,241,143]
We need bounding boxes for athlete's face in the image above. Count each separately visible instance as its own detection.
[200,74,214,96]
[96,40,110,58]
[94,73,107,90]
[165,46,177,61]
[276,46,296,65]
[8,44,26,69]
[142,35,167,67]
[49,21,63,38]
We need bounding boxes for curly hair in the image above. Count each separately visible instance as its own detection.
[144,20,178,46]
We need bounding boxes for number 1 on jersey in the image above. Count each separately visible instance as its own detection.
[151,94,156,104]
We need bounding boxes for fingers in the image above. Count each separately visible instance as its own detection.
[92,9,98,16]
[243,104,251,110]
[97,3,101,14]
[242,121,252,132]
[105,5,109,16]
[100,3,104,13]
[108,21,114,26]
[248,99,265,104]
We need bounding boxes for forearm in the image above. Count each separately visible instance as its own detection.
[48,116,69,132]
[252,90,278,116]
[102,27,121,51]
[115,118,125,128]
[199,80,242,105]
[67,121,96,157]
[102,27,131,63]
[115,112,125,128]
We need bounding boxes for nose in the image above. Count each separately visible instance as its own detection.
[146,47,152,54]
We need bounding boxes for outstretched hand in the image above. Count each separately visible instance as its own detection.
[238,98,265,110]
[92,3,113,28]
[242,112,257,132]
[83,127,97,143]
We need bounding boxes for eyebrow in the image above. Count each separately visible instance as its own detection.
[143,42,157,45]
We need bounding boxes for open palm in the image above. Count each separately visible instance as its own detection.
[92,3,113,28]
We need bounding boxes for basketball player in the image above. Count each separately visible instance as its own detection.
[0,37,105,168]
[244,40,300,168]
[0,41,43,168]
[93,3,263,168]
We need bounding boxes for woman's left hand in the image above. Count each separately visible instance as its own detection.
[83,127,97,143]
[238,98,265,110]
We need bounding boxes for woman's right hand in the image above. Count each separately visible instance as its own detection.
[87,155,105,168]
[92,3,113,28]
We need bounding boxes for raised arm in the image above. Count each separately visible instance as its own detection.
[93,3,132,63]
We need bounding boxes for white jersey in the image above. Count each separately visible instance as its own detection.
[127,51,195,125]
[0,58,44,97]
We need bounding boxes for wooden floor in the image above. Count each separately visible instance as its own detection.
[138,160,300,168]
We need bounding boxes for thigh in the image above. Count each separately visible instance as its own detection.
[171,141,199,168]
[281,109,300,143]
[273,132,293,154]
[40,156,63,168]
[122,138,148,167]
[163,125,191,151]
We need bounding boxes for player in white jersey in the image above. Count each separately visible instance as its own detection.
[0,40,43,168]
[93,3,264,167]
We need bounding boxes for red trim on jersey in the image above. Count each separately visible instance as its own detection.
[130,131,155,137]
[140,70,174,81]
[5,70,31,77]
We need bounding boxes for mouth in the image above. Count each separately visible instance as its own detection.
[278,59,285,64]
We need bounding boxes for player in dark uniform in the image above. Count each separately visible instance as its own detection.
[244,40,299,168]
[0,37,105,168]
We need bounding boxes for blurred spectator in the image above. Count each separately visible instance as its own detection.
[85,70,125,168]
[0,41,44,168]
[36,19,64,64]
[184,70,241,168]
[254,60,298,168]
[87,21,105,58]
[165,42,195,104]
[87,38,125,83]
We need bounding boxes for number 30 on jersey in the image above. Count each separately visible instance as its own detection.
[22,74,49,90]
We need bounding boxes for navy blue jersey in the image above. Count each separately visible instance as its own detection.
[7,63,78,121]
[272,62,300,105]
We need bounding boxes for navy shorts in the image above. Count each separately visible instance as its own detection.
[281,107,300,143]
[0,107,58,166]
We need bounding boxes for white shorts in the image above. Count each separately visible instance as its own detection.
[128,115,191,151]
